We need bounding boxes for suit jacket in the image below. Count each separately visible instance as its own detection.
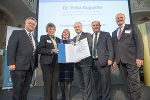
[112,24,144,65]
[94,31,113,66]
[72,32,93,66]
[7,29,38,71]
[38,35,60,64]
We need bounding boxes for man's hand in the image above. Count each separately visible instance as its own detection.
[75,60,80,63]
[112,61,117,67]
[9,65,15,71]
[51,49,58,54]
[70,41,74,45]
[136,59,143,68]
[108,60,112,66]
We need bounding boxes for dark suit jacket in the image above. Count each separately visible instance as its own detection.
[112,24,144,65]
[38,35,60,64]
[7,29,38,71]
[72,32,93,66]
[94,31,113,66]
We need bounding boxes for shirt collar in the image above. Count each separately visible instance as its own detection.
[118,24,125,29]
[94,31,100,35]
[24,28,33,34]
[48,34,56,39]
[77,32,82,36]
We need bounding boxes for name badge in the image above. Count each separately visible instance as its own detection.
[47,40,52,43]
[125,30,132,34]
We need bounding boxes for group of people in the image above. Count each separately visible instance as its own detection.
[7,12,144,100]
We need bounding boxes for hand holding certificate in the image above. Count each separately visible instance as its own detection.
[58,38,91,63]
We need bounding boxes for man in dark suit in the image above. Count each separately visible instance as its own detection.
[112,13,144,100]
[91,21,113,100]
[7,17,38,100]
[38,22,60,100]
[72,22,93,100]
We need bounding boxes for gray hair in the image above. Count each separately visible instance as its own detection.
[25,17,37,26]
[46,22,56,32]
[91,21,101,26]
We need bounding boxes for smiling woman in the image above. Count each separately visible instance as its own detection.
[38,22,60,100]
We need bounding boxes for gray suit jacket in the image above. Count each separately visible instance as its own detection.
[112,24,144,65]
[73,32,93,66]
[7,29,38,70]
[94,31,113,66]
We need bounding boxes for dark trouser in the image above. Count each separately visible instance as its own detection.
[92,60,111,100]
[118,63,141,100]
[75,64,92,100]
[10,68,33,100]
[41,60,59,100]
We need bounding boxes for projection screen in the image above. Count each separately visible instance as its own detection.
[37,0,131,40]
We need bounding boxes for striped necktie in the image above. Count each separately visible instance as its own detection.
[28,32,35,53]
[93,33,97,58]
[118,26,122,40]
[76,35,80,42]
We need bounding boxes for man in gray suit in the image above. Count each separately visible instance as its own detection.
[91,21,113,100]
[7,17,38,100]
[72,22,93,100]
[112,13,144,100]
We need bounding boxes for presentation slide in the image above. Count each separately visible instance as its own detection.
[38,0,130,40]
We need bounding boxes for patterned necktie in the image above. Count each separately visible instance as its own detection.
[93,33,97,58]
[28,32,35,53]
[76,35,80,42]
[118,27,122,40]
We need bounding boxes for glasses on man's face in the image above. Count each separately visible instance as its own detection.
[27,22,36,26]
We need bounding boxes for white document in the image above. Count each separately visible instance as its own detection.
[75,38,91,61]
[58,38,91,63]
[65,44,76,62]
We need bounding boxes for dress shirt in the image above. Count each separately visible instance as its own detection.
[49,35,57,49]
[92,31,100,58]
[117,24,125,38]
[25,29,36,50]
[76,32,82,42]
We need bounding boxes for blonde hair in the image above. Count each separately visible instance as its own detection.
[61,29,70,39]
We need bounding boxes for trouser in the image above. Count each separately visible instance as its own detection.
[41,61,59,100]
[118,63,141,100]
[10,68,33,100]
[92,59,111,100]
[75,64,92,100]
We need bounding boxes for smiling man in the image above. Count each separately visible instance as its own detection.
[112,13,144,100]
[91,21,113,100]
[72,22,93,100]
[7,17,38,100]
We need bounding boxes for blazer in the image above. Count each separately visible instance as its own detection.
[38,35,60,64]
[72,32,93,66]
[112,24,144,65]
[7,29,38,71]
[94,31,113,66]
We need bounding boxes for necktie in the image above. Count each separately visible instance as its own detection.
[76,35,80,42]
[28,33,35,53]
[93,33,97,58]
[118,27,122,40]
